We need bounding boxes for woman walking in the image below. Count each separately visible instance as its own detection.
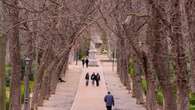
[85,72,90,86]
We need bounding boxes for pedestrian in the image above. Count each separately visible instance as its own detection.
[82,57,85,68]
[91,72,96,85]
[104,91,115,110]
[96,73,101,87]
[85,57,89,68]
[85,72,90,86]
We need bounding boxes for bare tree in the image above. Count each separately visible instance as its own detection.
[0,1,6,109]
[169,0,190,109]
[3,0,22,110]
[145,0,177,110]
[185,0,195,94]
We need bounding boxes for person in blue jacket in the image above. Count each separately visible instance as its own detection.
[104,91,115,110]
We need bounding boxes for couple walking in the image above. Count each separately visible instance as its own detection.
[85,72,115,110]
[85,72,100,86]
[82,57,89,68]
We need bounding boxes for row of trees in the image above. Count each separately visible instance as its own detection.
[0,0,100,110]
[101,0,195,110]
[0,0,195,110]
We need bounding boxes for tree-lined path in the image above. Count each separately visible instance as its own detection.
[37,55,146,110]
[1,0,195,110]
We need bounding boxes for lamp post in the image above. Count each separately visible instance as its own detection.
[24,57,32,110]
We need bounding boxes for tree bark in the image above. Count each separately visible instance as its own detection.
[50,50,70,94]
[31,47,52,110]
[134,61,144,104]
[8,0,22,109]
[145,0,177,110]
[0,34,6,110]
[116,37,131,89]
[170,0,190,109]
[185,0,195,94]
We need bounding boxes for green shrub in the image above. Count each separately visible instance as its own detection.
[6,87,10,110]
[191,100,195,106]
[5,64,11,87]
[190,105,195,110]
[128,62,135,77]
[156,90,164,106]
[21,81,34,104]
[141,79,147,95]
[190,93,195,105]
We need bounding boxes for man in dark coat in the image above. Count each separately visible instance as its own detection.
[91,72,96,85]
[85,58,89,68]
[104,91,115,110]
[96,73,101,87]
[82,58,85,68]
[85,72,90,86]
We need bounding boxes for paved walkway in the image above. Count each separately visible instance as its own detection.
[71,60,107,110]
[38,64,81,110]
[100,55,145,110]
[38,55,146,110]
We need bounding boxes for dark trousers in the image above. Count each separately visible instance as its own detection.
[106,106,112,110]
[96,80,99,86]
[92,80,95,85]
[86,80,89,86]
[86,62,88,68]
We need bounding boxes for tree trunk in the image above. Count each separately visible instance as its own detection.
[131,76,136,97]
[185,0,195,94]
[145,0,177,110]
[142,52,157,110]
[116,38,122,79]
[31,48,52,110]
[46,61,58,99]
[8,0,22,109]
[0,34,6,110]
[50,50,70,94]
[170,0,190,109]
[134,61,144,104]
[0,3,6,109]
[117,37,131,88]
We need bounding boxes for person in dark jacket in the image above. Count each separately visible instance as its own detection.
[82,58,85,68]
[91,72,96,85]
[104,91,115,110]
[96,73,101,87]
[85,72,90,86]
[85,58,89,68]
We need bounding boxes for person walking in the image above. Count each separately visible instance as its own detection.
[85,72,90,86]
[85,57,89,68]
[96,73,101,87]
[81,58,85,68]
[104,91,115,110]
[91,72,96,85]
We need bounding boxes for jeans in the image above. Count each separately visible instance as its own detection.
[106,106,112,110]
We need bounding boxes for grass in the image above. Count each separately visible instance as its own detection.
[5,62,35,109]
[20,81,34,103]
[190,93,195,110]
[5,80,34,110]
